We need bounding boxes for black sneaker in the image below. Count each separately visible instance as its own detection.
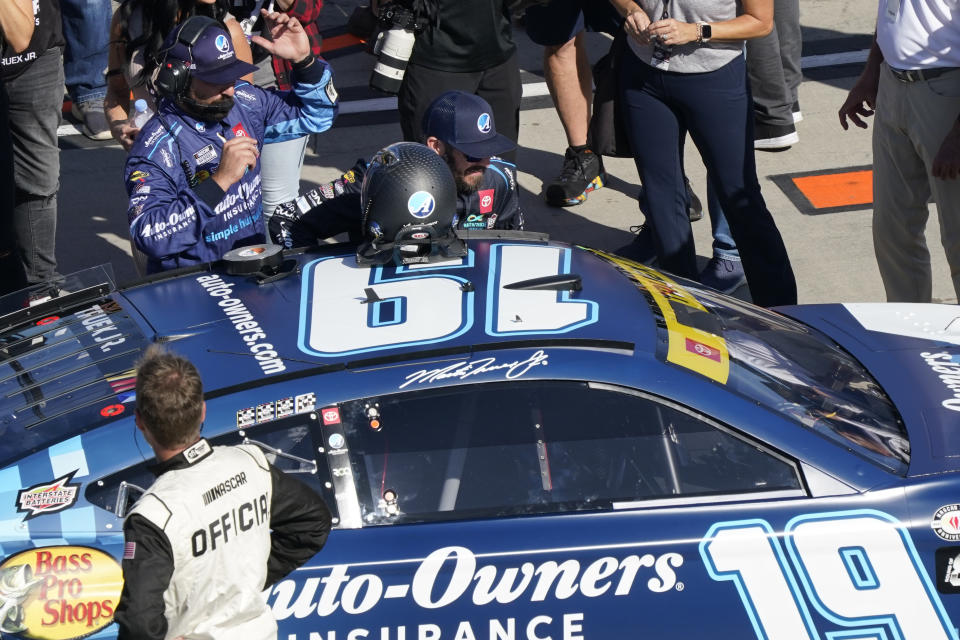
[754,121,798,150]
[614,225,658,266]
[637,177,703,222]
[684,177,703,222]
[545,147,606,207]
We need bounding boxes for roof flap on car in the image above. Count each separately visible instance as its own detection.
[0,267,151,468]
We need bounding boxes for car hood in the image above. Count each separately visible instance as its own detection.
[779,303,960,477]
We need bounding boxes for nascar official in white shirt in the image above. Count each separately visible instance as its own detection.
[114,346,331,640]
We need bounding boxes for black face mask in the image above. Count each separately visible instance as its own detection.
[178,94,235,123]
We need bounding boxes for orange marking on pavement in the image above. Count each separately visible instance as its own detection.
[792,170,873,209]
[320,33,365,54]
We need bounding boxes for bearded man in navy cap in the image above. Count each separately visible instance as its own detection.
[123,9,338,273]
[268,90,523,248]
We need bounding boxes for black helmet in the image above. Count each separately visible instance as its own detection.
[357,142,465,265]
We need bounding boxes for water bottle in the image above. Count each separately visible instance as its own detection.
[131,99,153,129]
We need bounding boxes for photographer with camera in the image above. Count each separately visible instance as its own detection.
[371,0,520,163]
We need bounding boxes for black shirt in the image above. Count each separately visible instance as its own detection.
[409,0,515,73]
[0,0,64,81]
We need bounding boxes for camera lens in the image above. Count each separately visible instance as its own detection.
[370,27,416,94]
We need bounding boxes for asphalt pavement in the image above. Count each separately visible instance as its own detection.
[53,0,959,304]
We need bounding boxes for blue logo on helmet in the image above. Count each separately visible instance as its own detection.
[215,34,230,53]
[477,113,491,134]
[407,191,435,218]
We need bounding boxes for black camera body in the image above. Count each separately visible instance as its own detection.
[369,2,429,95]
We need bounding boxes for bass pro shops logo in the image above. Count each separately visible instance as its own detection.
[0,546,123,640]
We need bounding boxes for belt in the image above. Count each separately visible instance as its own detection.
[889,66,959,83]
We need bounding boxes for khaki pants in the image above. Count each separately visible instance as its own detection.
[873,62,960,302]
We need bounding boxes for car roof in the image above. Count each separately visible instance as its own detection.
[1,234,938,480]
[0,236,662,467]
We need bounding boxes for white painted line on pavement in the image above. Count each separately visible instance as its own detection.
[59,123,84,137]
[801,49,869,69]
[96,232,134,256]
[58,51,871,137]
[338,82,551,114]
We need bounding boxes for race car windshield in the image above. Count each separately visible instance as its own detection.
[712,295,908,473]
[593,253,909,474]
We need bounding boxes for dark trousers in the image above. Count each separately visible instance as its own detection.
[398,52,521,163]
[0,78,27,296]
[746,0,801,127]
[7,47,64,284]
[617,53,797,307]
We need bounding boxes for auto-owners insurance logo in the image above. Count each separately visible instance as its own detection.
[933,504,960,541]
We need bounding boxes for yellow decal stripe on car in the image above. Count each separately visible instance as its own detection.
[587,250,730,384]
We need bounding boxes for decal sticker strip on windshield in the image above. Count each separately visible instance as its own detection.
[586,249,730,384]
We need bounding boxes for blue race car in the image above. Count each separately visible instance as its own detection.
[2,232,960,640]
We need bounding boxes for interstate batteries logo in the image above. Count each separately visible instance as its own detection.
[16,472,80,521]
[0,546,122,640]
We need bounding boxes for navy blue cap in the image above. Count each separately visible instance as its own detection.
[164,21,258,86]
[422,91,516,159]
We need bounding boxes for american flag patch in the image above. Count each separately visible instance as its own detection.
[123,542,136,559]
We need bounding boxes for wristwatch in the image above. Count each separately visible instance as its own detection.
[697,22,712,44]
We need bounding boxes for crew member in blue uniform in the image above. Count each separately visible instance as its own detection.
[268,91,522,248]
[123,10,337,273]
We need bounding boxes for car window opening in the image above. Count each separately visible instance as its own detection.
[339,381,804,527]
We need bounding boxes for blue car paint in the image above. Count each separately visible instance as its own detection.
[2,238,960,640]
